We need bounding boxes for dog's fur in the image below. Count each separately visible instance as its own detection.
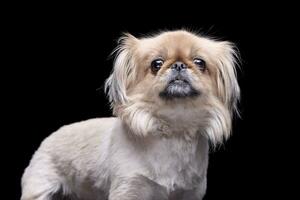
[21,30,240,200]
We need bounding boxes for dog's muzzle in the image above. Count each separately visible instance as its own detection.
[159,62,200,99]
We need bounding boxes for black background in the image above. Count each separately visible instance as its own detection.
[8,2,296,200]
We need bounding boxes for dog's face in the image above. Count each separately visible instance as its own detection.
[105,30,240,142]
[106,30,239,111]
[133,31,222,102]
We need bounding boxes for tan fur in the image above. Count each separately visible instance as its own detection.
[106,30,240,142]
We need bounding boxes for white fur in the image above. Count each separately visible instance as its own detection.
[21,118,208,200]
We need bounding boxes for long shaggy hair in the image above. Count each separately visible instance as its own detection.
[105,30,240,144]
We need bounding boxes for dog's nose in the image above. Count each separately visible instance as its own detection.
[171,61,187,71]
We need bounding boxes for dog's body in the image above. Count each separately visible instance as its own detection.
[21,30,240,200]
[22,117,208,200]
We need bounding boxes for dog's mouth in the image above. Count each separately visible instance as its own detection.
[159,77,200,99]
[169,79,189,85]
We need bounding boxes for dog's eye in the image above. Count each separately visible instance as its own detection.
[193,58,206,71]
[151,59,164,73]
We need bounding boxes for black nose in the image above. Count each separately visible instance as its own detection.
[171,61,187,71]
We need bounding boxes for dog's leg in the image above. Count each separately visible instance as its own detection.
[21,152,65,200]
[193,176,207,200]
[109,175,168,200]
[181,176,207,200]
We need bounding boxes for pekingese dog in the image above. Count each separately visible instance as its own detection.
[21,30,240,200]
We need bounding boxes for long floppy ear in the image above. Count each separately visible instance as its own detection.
[105,33,139,113]
[215,41,240,116]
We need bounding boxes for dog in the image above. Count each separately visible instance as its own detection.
[21,30,240,200]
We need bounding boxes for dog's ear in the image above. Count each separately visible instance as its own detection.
[214,41,240,116]
[105,33,139,113]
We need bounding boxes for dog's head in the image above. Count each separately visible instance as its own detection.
[105,30,240,144]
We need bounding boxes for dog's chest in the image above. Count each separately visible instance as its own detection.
[157,104,206,134]
[145,136,208,191]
